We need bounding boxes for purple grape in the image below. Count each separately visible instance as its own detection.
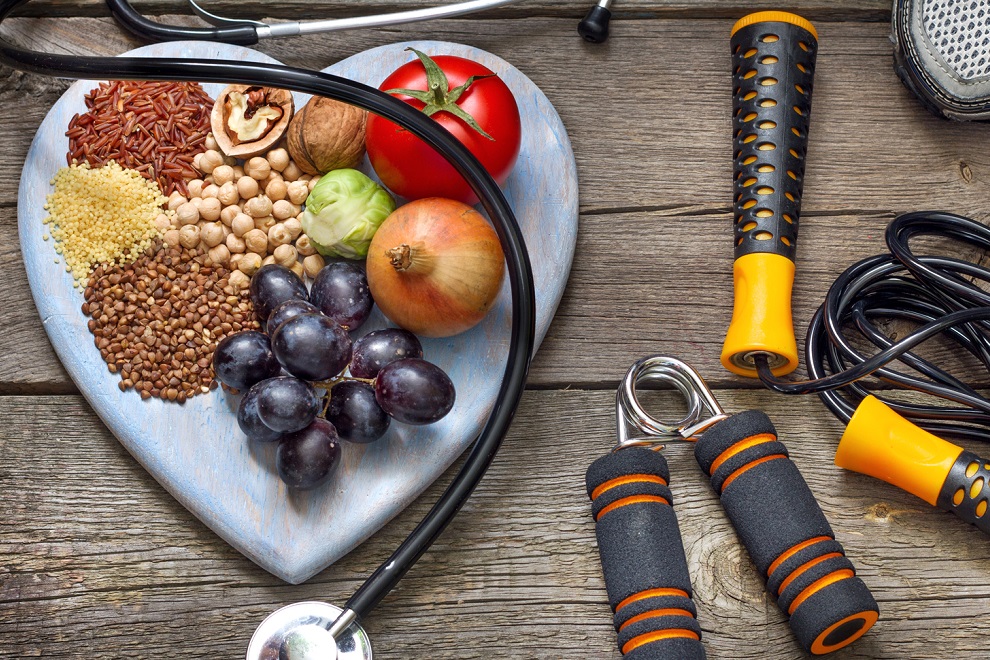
[237,383,283,443]
[267,299,320,336]
[309,262,374,331]
[249,264,309,320]
[271,313,352,381]
[255,376,320,433]
[213,330,281,391]
[326,380,390,443]
[276,418,341,489]
[350,328,423,379]
[375,358,455,425]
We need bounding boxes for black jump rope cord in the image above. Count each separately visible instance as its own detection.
[0,0,537,621]
[755,210,990,442]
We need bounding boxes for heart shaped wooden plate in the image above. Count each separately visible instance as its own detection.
[18,40,577,584]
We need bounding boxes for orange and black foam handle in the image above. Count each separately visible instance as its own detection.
[586,448,706,660]
[836,395,990,534]
[695,411,879,655]
[721,12,818,378]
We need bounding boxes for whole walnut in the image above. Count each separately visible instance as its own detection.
[286,97,368,175]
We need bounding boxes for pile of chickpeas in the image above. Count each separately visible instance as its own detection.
[155,135,326,290]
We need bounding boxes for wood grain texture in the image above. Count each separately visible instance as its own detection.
[16,40,576,582]
[4,17,990,391]
[3,391,990,659]
[15,0,892,21]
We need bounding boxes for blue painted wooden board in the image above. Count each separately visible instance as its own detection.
[18,41,577,584]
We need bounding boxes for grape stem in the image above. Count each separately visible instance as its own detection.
[314,373,377,418]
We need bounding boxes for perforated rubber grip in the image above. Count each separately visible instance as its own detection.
[586,448,706,660]
[695,411,878,655]
[722,12,818,378]
[936,450,990,533]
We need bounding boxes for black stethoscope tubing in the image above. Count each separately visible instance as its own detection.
[0,0,536,627]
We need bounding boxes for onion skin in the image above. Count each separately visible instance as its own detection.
[366,198,505,337]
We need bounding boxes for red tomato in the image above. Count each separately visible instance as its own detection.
[365,53,522,204]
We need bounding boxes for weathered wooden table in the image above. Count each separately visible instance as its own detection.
[3,1,990,658]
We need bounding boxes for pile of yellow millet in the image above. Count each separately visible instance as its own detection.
[43,161,170,286]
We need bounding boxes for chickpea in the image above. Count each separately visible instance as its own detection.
[192,152,204,172]
[153,213,171,232]
[295,234,316,257]
[268,223,291,247]
[226,233,246,254]
[199,197,222,222]
[282,161,303,181]
[245,157,271,181]
[283,216,303,240]
[308,175,321,192]
[163,229,181,247]
[229,252,243,271]
[231,213,255,238]
[221,224,231,239]
[176,202,200,226]
[220,204,240,226]
[199,149,224,175]
[254,215,277,233]
[179,224,201,249]
[273,243,298,266]
[238,252,262,276]
[201,222,225,248]
[244,195,272,219]
[232,165,245,179]
[303,253,325,278]
[267,148,290,172]
[211,165,235,186]
[286,180,309,205]
[298,173,312,183]
[236,176,259,199]
[204,133,219,151]
[204,175,214,186]
[229,269,251,289]
[243,228,269,254]
[266,178,288,202]
[217,181,240,207]
[167,191,187,211]
[262,255,277,267]
[189,196,204,211]
[201,183,220,199]
[272,199,296,221]
[208,244,231,266]
[289,261,305,279]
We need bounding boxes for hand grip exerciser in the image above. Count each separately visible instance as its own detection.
[722,11,818,377]
[836,395,990,534]
[587,357,878,657]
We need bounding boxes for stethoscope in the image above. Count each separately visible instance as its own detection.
[0,0,615,656]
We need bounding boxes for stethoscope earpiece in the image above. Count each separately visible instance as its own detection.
[578,0,612,43]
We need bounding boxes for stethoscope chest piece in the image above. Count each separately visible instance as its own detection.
[247,601,373,660]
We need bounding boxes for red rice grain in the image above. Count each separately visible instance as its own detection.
[66,81,214,197]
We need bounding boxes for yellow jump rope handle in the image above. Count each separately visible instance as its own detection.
[721,12,818,377]
[836,395,990,533]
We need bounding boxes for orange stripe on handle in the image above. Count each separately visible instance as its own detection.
[720,454,786,493]
[787,569,855,615]
[621,629,701,655]
[590,473,668,500]
[616,588,691,613]
[617,608,696,632]
[709,432,776,474]
[595,495,670,521]
[777,552,843,595]
[767,535,831,577]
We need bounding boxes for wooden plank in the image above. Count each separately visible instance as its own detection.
[17,0,891,21]
[3,391,990,658]
[4,17,990,390]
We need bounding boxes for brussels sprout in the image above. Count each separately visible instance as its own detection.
[300,169,395,259]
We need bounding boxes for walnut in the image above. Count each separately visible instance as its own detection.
[286,96,367,175]
[211,85,294,159]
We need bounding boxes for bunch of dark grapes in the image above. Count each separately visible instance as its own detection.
[213,263,455,490]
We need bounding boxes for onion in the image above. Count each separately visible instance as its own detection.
[366,198,505,337]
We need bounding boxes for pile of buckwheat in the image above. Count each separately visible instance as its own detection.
[82,241,258,402]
